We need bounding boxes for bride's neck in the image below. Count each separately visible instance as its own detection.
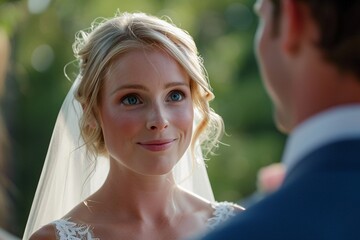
[87,160,182,221]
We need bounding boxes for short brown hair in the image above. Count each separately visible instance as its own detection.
[270,0,360,78]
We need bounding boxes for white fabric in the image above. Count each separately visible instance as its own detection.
[22,77,214,239]
[282,104,360,172]
[54,219,96,240]
[52,201,237,240]
[206,201,238,230]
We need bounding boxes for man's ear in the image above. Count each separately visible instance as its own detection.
[280,0,304,55]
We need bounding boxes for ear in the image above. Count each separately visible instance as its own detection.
[82,104,99,129]
[88,116,98,129]
[280,0,304,55]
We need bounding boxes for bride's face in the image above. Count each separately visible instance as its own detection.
[98,48,193,176]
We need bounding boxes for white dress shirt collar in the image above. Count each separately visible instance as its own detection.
[282,104,360,172]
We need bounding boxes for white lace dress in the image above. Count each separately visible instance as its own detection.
[52,202,238,240]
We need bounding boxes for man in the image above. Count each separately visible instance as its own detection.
[200,0,360,239]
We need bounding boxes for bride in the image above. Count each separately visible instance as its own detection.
[24,12,243,240]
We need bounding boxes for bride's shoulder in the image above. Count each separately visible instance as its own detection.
[29,218,93,240]
[207,201,244,229]
[29,224,57,240]
[179,189,244,217]
[29,203,92,240]
[212,201,245,213]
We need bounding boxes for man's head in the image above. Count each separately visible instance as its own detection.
[254,0,360,133]
[269,0,360,78]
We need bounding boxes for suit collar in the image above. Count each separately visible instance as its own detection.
[282,105,360,173]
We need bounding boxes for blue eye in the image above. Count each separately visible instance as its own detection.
[168,91,184,102]
[121,95,141,105]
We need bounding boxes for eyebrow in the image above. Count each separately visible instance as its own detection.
[111,82,189,95]
[165,82,189,88]
[111,84,147,96]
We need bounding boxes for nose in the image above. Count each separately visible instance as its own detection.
[146,104,169,131]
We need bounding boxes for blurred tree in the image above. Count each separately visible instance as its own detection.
[1,0,28,237]
[1,0,285,237]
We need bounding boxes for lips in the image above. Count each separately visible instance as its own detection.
[137,139,176,152]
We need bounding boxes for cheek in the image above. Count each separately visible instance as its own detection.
[100,109,143,146]
[256,21,274,69]
[255,15,268,59]
[172,105,194,137]
[115,114,143,136]
[256,27,276,94]
[255,22,265,58]
[256,24,284,97]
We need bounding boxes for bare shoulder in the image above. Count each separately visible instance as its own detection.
[29,224,57,240]
[176,188,213,217]
[177,187,244,219]
[28,201,92,240]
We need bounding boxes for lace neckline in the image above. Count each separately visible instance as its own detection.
[207,201,237,229]
[54,218,99,240]
[53,201,237,239]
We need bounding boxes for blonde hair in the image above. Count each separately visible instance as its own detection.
[73,12,224,160]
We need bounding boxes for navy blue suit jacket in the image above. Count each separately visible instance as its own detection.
[201,139,360,240]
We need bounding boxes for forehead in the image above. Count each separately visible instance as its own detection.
[104,48,190,86]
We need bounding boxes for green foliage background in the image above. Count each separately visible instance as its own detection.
[1,0,285,237]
